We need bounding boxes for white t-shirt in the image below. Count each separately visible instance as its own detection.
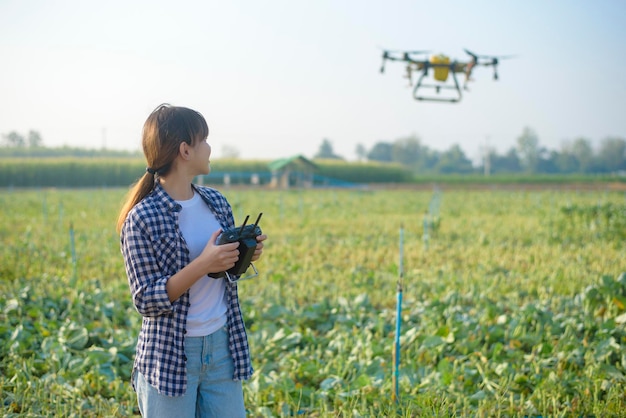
[176,191,227,336]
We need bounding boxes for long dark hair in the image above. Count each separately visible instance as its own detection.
[116,104,209,233]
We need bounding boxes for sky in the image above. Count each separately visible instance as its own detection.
[1,0,625,162]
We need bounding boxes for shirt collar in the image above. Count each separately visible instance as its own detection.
[152,181,182,213]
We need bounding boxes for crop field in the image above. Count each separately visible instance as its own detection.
[1,186,625,417]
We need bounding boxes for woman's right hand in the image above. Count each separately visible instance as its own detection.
[166,229,241,302]
[201,229,240,274]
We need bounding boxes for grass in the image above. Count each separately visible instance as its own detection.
[1,186,625,416]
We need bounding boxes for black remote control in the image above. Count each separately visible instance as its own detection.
[214,213,262,279]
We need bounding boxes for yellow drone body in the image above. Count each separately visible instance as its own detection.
[430,54,450,82]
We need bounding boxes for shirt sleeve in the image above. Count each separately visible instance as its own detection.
[120,212,174,317]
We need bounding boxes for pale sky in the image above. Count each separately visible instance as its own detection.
[1,0,625,161]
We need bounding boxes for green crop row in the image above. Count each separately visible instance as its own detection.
[0,158,412,187]
[0,157,623,188]
[0,158,145,188]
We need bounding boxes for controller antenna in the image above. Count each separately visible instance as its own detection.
[238,215,249,233]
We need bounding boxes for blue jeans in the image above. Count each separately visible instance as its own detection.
[134,326,246,417]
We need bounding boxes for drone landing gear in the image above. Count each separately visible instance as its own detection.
[413,72,462,103]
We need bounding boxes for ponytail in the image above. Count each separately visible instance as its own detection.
[116,172,155,234]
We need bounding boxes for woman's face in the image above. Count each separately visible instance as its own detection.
[191,136,212,175]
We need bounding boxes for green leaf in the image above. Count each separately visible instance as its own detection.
[59,322,89,350]
[320,376,342,391]
[421,335,444,349]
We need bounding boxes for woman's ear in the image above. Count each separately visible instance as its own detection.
[179,141,191,160]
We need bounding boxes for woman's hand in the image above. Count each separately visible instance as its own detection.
[251,234,267,262]
[166,229,240,301]
[201,229,241,274]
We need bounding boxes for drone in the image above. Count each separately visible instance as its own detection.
[379,48,514,103]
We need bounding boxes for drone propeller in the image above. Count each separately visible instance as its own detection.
[464,49,515,80]
[380,49,389,73]
[463,49,479,62]
[380,51,388,73]
[379,48,430,73]
[464,49,516,62]
[379,47,430,55]
[402,50,430,55]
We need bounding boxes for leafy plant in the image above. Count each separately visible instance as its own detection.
[1,188,624,416]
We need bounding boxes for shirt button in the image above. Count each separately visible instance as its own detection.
[183,329,187,334]
[183,355,187,362]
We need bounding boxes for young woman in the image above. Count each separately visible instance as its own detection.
[117,104,266,417]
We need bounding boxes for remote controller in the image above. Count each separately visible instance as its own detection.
[214,213,262,281]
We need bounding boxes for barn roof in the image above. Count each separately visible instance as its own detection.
[268,155,318,171]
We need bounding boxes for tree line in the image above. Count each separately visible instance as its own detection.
[4,128,626,175]
[0,130,141,158]
[316,127,626,175]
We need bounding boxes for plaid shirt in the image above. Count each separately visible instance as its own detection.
[120,182,253,397]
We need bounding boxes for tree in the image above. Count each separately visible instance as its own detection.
[417,148,440,172]
[571,137,594,173]
[367,142,393,162]
[27,130,43,148]
[555,143,578,173]
[314,138,343,160]
[436,144,474,174]
[2,131,25,147]
[488,147,522,173]
[557,137,594,173]
[391,135,422,167]
[516,126,541,173]
[597,136,626,172]
[355,143,367,162]
[537,149,560,173]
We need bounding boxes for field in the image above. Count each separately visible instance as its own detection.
[1,186,625,417]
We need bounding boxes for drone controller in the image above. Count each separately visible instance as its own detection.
[214,213,263,283]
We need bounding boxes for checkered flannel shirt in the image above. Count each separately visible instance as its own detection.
[120,182,253,397]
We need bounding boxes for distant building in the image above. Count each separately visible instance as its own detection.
[268,155,318,189]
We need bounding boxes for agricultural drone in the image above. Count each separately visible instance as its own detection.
[379,48,514,103]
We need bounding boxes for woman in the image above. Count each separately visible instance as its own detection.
[117,104,266,417]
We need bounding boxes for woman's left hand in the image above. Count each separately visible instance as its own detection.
[251,234,267,262]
